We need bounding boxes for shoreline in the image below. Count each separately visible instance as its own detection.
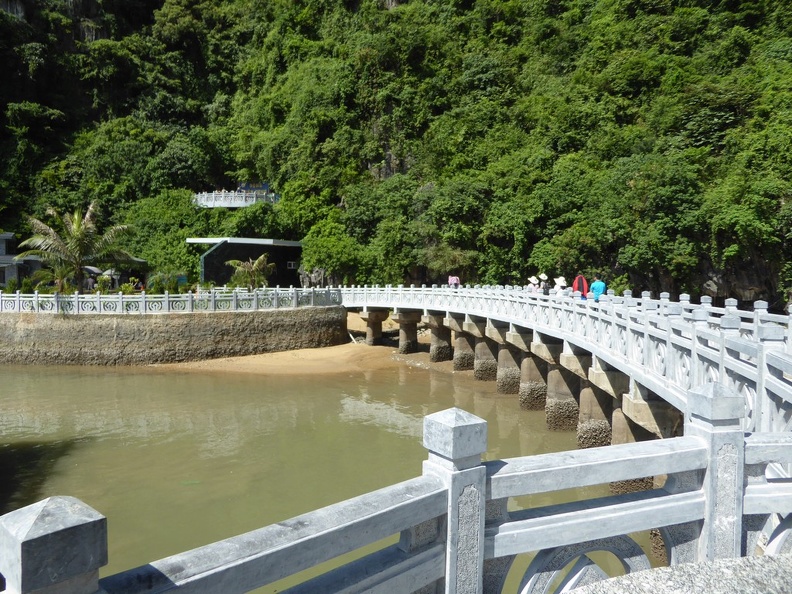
[153,312,444,376]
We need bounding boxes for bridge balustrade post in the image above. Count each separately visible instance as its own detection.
[0,496,107,594]
[164,291,170,313]
[718,315,741,386]
[756,323,785,432]
[684,383,745,561]
[422,408,487,594]
[690,309,709,389]
[292,287,298,308]
[188,290,194,312]
[73,291,79,314]
[724,298,739,313]
[663,303,683,379]
[700,295,712,311]
[752,300,768,338]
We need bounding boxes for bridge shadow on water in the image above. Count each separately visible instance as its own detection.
[0,440,80,591]
[0,440,78,515]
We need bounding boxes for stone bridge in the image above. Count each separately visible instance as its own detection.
[1,285,791,594]
[342,285,791,450]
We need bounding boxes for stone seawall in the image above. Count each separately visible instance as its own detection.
[0,306,348,365]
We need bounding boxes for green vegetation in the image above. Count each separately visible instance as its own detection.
[2,0,792,307]
[16,201,133,292]
[225,253,276,289]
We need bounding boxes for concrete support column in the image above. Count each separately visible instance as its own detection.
[496,343,521,394]
[359,309,390,346]
[610,404,655,495]
[622,382,683,439]
[422,408,487,594]
[474,338,498,381]
[519,353,547,410]
[0,496,107,594]
[577,380,612,449]
[685,383,745,561]
[423,314,453,362]
[454,334,475,371]
[545,364,580,431]
[392,311,422,354]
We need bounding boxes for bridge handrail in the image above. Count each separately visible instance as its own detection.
[484,436,707,499]
[339,285,792,435]
[99,475,447,594]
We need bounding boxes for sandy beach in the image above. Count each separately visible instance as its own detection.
[155,312,436,376]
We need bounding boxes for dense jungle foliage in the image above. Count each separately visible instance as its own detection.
[2,0,792,307]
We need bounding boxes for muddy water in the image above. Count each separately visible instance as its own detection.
[0,359,592,584]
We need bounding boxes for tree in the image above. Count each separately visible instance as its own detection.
[225,253,276,289]
[16,201,133,293]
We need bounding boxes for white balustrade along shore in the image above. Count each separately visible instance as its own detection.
[2,398,791,594]
[0,287,342,314]
[192,189,279,207]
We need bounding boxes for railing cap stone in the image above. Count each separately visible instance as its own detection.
[687,383,745,424]
[423,408,487,464]
[0,496,107,591]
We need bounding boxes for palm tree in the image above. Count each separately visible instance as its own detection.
[225,253,277,289]
[16,201,133,293]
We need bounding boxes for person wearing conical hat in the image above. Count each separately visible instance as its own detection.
[553,276,567,296]
[537,273,549,295]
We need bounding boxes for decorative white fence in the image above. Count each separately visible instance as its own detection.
[0,287,342,314]
[192,190,279,208]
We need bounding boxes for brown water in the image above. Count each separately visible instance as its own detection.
[0,360,585,584]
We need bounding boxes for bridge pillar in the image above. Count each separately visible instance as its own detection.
[579,357,619,449]
[495,344,522,394]
[446,315,475,371]
[506,329,546,410]
[485,322,520,394]
[359,309,390,346]
[545,365,580,431]
[423,313,453,362]
[622,382,683,439]
[519,354,547,410]
[577,380,612,449]
[463,315,492,379]
[609,403,656,495]
[474,338,498,382]
[392,310,422,354]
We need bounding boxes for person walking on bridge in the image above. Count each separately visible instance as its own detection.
[572,274,588,299]
[591,275,606,302]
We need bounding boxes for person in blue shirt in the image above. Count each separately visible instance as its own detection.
[590,275,606,302]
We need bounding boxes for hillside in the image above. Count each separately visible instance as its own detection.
[1,0,791,307]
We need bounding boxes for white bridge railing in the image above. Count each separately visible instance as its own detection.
[340,285,792,436]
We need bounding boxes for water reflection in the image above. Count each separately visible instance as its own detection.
[0,362,579,578]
